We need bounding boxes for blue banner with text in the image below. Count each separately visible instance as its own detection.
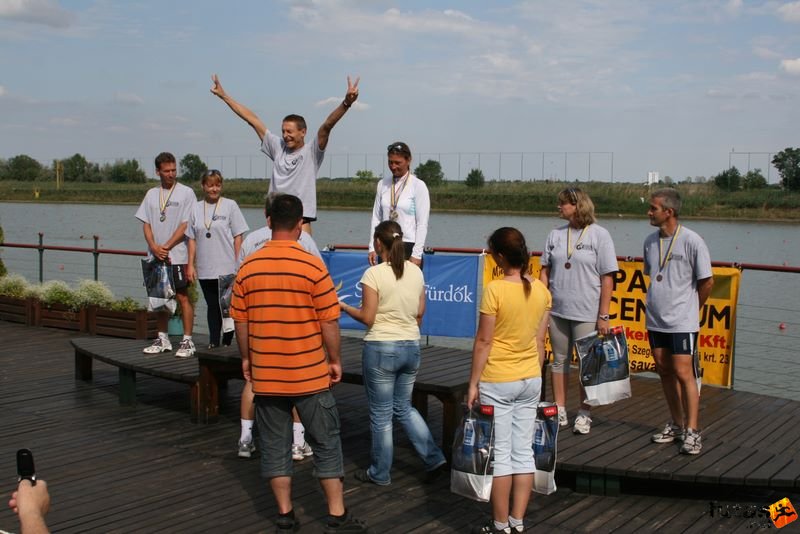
[322,251,480,338]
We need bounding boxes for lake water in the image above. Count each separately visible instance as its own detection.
[1,202,799,400]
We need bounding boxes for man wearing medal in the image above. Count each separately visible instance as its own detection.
[644,188,713,455]
[367,142,430,267]
[210,74,359,236]
[136,152,198,357]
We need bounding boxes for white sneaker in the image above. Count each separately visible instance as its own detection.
[292,442,313,461]
[651,422,684,443]
[143,337,172,354]
[237,440,256,459]
[175,338,196,358]
[680,429,702,455]
[557,406,568,427]
[573,413,592,435]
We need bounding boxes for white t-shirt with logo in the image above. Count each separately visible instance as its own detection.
[186,198,249,279]
[135,182,197,264]
[541,223,618,322]
[261,132,324,219]
[644,225,713,333]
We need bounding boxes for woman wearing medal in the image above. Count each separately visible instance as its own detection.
[367,142,430,267]
[186,170,249,348]
[539,187,618,435]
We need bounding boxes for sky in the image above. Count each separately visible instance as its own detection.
[1,0,799,183]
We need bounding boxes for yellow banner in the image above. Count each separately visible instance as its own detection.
[482,255,740,387]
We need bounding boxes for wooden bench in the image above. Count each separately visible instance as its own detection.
[71,335,472,452]
[195,336,471,453]
[71,336,205,421]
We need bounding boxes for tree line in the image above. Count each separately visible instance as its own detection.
[2,148,799,190]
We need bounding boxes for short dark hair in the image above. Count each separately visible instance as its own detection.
[387,141,412,159]
[268,194,303,231]
[154,152,176,170]
[283,114,307,131]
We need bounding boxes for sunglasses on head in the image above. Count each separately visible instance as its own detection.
[566,188,578,204]
[387,143,408,153]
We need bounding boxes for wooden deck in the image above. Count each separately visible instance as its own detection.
[1,321,799,533]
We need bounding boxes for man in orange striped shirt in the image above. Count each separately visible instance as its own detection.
[231,194,368,533]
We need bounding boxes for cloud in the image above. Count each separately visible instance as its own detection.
[0,0,75,28]
[777,1,800,22]
[314,96,369,110]
[114,92,144,106]
[706,88,736,99]
[50,117,79,126]
[753,46,781,60]
[780,58,800,75]
[104,125,129,133]
[0,85,6,97]
[724,0,743,16]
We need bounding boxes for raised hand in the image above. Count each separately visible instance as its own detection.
[343,75,360,107]
[210,74,226,99]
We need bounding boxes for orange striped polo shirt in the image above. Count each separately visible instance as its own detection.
[230,240,340,396]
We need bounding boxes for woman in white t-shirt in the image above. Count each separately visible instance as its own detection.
[186,170,249,348]
[539,187,618,435]
[367,142,430,267]
[341,220,445,486]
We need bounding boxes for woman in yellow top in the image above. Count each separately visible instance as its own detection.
[467,227,552,534]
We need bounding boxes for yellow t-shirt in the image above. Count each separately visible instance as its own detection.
[361,262,423,341]
[479,278,552,383]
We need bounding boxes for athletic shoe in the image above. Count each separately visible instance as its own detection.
[471,522,511,534]
[237,439,255,459]
[175,338,196,358]
[680,429,702,455]
[651,422,684,443]
[291,442,313,461]
[275,509,300,533]
[557,406,568,428]
[143,337,171,354]
[510,524,524,533]
[573,413,592,435]
[323,510,369,533]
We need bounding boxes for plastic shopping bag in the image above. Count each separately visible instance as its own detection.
[533,402,559,495]
[141,259,176,314]
[218,273,235,333]
[575,326,632,406]
[450,404,494,502]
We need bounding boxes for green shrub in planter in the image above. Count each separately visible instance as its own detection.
[0,274,30,299]
[37,280,80,310]
[75,279,115,309]
[109,297,144,313]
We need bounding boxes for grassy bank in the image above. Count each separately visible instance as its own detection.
[2,179,799,221]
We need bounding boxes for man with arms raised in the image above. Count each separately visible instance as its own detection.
[210,74,359,235]
[644,188,713,455]
[230,194,368,533]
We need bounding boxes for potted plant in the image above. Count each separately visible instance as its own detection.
[30,280,87,331]
[0,274,35,325]
[80,280,159,339]
[168,281,199,336]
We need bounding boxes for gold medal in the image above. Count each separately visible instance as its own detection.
[656,224,681,283]
[390,210,398,221]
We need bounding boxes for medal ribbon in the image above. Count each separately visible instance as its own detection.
[204,199,220,234]
[159,183,176,218]
[566,225,588,262]
[657,224,682,277]
[390,173,410,215]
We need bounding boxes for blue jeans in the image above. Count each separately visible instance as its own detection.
[362,340,446,485]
